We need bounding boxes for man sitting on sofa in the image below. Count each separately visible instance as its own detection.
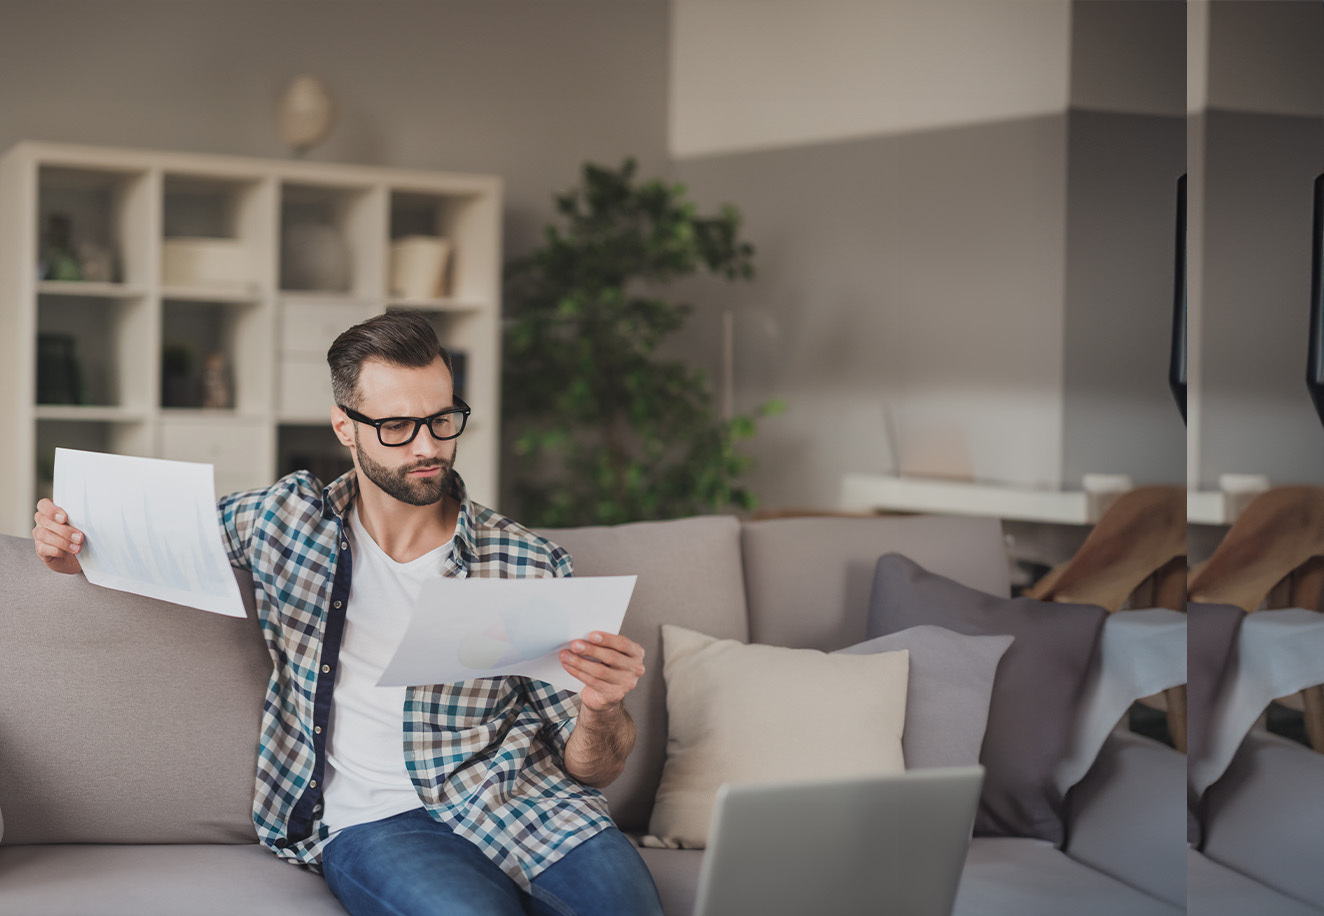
[31,311,663,916]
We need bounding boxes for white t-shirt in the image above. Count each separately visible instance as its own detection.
[320,504,452,835]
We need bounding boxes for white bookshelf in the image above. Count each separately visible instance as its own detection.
[0,141,503,536]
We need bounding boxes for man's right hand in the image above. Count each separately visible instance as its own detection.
[33,498,84,575]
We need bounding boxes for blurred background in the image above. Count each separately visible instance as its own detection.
[0,0,1318,573]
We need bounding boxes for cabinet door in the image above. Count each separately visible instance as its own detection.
[280,301,378,357]
[279,356,336,420]
[160,420,271,498]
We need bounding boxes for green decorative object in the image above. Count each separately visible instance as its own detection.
[41,214,82,282]
[503,159,783,527]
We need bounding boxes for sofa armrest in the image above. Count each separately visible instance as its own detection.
[1063,730,1185,908]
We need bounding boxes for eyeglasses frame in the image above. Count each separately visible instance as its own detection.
[337,397,471,447]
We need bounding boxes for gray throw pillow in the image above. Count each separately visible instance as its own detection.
[868,553,1107,846]
[835,626,1013,770]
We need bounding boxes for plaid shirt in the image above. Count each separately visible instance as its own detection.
[217,468,613,887]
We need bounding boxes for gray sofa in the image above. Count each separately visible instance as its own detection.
[0,513,1193,914]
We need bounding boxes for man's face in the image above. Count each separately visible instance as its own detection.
[336,357,458,508]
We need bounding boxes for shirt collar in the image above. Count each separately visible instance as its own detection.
[321,468,476,562]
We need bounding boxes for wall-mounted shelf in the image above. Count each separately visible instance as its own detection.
[839,472,1095,525]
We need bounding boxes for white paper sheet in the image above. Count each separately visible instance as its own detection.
[53,448,246,618]
[377,575,637,693]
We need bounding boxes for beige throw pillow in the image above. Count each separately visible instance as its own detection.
[646,624,909,848]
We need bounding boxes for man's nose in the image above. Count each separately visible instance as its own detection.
[409,425,442,459]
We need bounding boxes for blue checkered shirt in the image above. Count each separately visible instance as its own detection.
[217,469,614,887]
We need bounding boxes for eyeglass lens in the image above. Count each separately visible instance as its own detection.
[377,411,465,445]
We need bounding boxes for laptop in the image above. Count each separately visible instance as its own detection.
[692,766,984,916]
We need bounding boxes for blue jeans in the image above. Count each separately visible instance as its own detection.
[322,808,664,916]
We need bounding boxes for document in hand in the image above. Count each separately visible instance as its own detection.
[376,575,637,693]
[53,448,246,618]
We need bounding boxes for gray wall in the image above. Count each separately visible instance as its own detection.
[1060,0,1185,488]
[1197,109,1324,486]
[0,0,670,259]
[672,115,1069,510]
[1193,0,1324,488]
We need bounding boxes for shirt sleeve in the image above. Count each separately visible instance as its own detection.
[216,486,270,571]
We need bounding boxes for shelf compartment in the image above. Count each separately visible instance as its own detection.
[277,354,335,421]
[389,189,497,304]
[36,293,152,409]
[279,181,384,298]
[35,418,153,503]
[161,298,269,414]
[159,415,272,498]
[277,423,353,488]
[162,173,271,293]
[37,165,152,287]
[279,298,378,359]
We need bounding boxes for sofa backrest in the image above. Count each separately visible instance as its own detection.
[0,533,266,846]
[741,515,1010,649]
[0,512,1008,845]
[538,516,748,833]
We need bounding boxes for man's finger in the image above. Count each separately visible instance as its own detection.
[32,519,81,553]
[32,525,78,555]
[561,652,641,688]
[36,498,71,526]
[33,508,83,541]
[566,639,645,673]
[585,632,645,659]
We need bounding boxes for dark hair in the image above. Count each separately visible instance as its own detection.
[327,311,453,409]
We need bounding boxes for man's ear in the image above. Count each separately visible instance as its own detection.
[331,406,356,449]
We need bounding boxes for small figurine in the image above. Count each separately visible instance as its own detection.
[202,351,233,409]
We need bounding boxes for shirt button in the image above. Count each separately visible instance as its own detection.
[341,541,349,550]
[314,726,322,734]
[322,664,331,673]
[310,780,317,789]
[333,600,342,609]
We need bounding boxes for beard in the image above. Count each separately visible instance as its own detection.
[354,427,455,507]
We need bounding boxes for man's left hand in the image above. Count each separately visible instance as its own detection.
[559,631,646,714]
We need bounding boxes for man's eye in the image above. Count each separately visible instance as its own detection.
[382,420,412,433]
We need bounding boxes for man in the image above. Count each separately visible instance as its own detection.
[32,311,664,916]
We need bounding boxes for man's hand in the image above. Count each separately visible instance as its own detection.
[559,631,645,787]
[32,499,84,576]
[559,631,646,714]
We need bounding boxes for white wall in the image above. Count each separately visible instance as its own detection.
[670,0,1070,158]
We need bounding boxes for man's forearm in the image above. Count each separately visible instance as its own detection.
[563,703,636,788]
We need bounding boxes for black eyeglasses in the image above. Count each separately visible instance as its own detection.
[338,397,471,446]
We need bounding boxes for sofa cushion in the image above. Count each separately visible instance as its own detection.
[1201,729,1324,910]
[538,516,748,833]
[1063,731,1185,908]
[835,626,1012,769]
[0,534,268,845]
[868,553,1107,845]
[1187,848,1324,916]
[742,515,1009,651]
[0,844,343,916]
[956,839,1184,916]
[634,845,705,916]
[646,625,908,848]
